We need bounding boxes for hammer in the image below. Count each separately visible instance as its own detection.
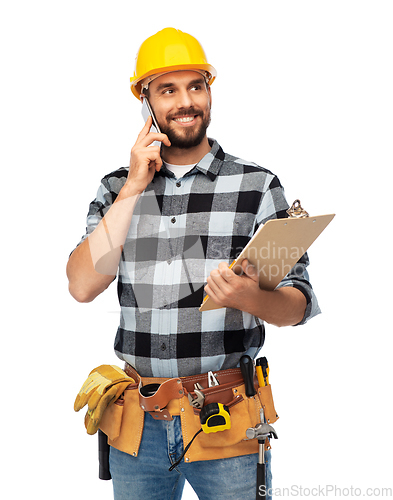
[246,422,278,499]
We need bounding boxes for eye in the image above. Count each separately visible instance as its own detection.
[190,84,202,91]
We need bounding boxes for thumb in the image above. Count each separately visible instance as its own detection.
[242,259,259,282]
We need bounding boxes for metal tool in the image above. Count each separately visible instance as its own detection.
[286,199,309,218]
[239,355,256,397]
[246,422,278,441]
[246,423,278,500]
[188,384,205,409]
[208,371,219,387]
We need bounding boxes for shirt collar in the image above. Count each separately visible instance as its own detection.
[195,139,225,181]
[156,139,224,181]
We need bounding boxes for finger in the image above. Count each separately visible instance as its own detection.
[205,274,233,307]
[217,262,236,282]
[137,116,153,140]
[136,117,171,148]
[129,144,162,180]
[208,267,227,286]
[206,270,231,296]
[204,279,224,304]
[242,259,259,282]
[143,147,163,172]
[139,132,171,148]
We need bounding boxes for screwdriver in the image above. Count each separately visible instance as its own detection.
[256,357,269,387]
[240,355,256,397]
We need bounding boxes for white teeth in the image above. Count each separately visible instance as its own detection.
[174,116,194,123]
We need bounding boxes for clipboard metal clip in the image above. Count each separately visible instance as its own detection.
[287,199,309,219]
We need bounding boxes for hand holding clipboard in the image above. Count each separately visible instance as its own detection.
[199,201,335,312]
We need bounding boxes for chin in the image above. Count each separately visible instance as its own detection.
[164,121,210,149]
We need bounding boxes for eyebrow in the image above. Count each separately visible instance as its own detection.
[154,77,206,94]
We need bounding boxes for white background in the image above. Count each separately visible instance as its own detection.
[1,1,392,498]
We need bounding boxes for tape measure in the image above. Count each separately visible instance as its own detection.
[200,403,231,433]
[168,402,231,471]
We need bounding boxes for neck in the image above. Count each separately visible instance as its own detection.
[161,136,211,165]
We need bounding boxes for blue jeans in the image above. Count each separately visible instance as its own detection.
[109,413,272,500]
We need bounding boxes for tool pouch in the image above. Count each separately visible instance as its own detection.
[257,384,279,425]
[99,381,145,458]
[180,378,279,463]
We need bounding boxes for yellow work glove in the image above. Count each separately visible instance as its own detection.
[74,364,134,435]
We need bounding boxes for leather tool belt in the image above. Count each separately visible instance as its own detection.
[124,364,249,421]
[99,363,279,464]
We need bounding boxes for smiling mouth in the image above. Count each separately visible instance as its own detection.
[173,115,198,124]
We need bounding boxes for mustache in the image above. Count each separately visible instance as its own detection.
[167,107,203,121]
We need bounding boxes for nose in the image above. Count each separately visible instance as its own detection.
[175,88,194,110]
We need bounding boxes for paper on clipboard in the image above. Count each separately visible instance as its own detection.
[199,212,335,312]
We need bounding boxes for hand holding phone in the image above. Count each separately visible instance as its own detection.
[125,100,170,195]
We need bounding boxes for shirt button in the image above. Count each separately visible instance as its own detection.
[171,217,176,224]
[161,343,167,351]
[176,181,181,187]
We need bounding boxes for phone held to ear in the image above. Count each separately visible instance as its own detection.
[141,97,161,147]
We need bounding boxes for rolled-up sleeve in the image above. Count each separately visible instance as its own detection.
[275,252,321,325]
[69,178,115,256]
[256,174,321,325]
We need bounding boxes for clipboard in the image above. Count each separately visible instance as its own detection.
[199,202,335,312]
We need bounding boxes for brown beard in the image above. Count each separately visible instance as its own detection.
[159,106,211,149]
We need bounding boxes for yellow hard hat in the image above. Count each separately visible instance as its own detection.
[130,28,217,100]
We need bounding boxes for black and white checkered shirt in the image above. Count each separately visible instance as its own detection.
[77,139,320,377]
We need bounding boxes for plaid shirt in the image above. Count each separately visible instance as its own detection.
[77,139,320,377]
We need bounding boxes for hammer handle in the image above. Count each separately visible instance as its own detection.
[256,463,266,499]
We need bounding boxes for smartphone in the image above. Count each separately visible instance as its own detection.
[141,97,161,147]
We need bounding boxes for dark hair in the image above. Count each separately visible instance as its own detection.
[142,87,150,98]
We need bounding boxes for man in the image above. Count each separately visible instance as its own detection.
[68,28,320,500]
